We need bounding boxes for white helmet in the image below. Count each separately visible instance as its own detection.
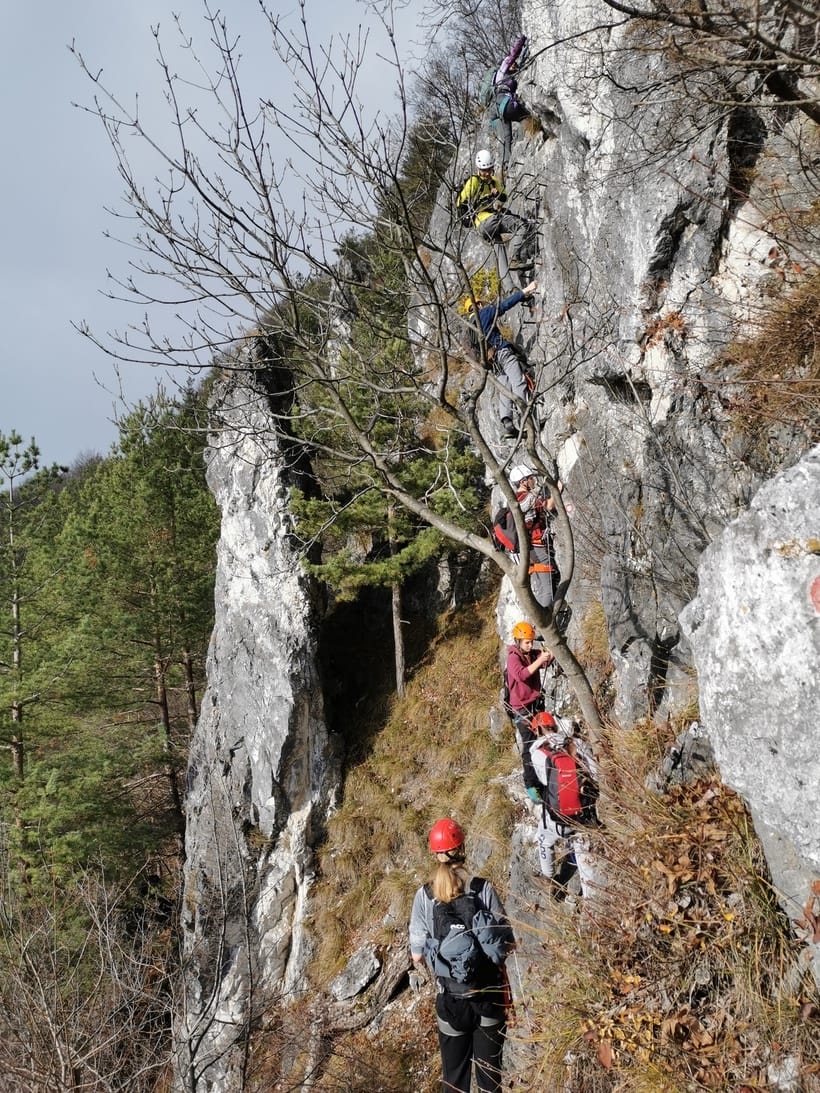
[510,463,536,486]
[475,149,494,171]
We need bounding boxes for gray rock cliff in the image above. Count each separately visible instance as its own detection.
[436,0,816,721]
[175,376,338,1090]
[176,0,819,1080]
[681,446,820,982]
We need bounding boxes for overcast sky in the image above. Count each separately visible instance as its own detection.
[2,1,424,468]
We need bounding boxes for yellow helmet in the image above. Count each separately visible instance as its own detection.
[512,621,535,642]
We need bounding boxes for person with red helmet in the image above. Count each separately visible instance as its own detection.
[409,819,515,1093]
[506,620,553,801]
[530,716,603,902]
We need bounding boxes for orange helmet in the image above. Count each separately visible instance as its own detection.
[512,621,535,642]
[531,711,557,733]
[429,818,465,854]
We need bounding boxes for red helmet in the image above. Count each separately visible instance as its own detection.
[531,711,557,733]
[429,818,465,854]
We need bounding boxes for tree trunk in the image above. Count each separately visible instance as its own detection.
[512,567,605,745]
[182,646,198,730]
[10,717,23,781]
[392,582,406,699]
[11,585,24,780]
[387,502,406,697]
[153,646,185,841]
[547,625,604,745]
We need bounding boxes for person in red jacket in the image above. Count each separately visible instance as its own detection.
[505,620,553,801]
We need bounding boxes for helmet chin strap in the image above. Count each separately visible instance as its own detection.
[444,847,465,863]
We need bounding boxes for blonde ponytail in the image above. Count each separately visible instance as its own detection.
[432,861,467,903]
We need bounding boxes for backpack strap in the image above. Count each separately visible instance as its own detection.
[542,798,575,837]
[468,876,485,904]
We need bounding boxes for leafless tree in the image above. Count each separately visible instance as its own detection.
[71,1,603,734]
[600,0,820,125]
[0,847,175,1092]
[408,0,522,136]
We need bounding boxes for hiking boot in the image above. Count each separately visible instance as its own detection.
[501,417,517,439]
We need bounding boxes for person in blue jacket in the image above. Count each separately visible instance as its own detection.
[465,280,538,438]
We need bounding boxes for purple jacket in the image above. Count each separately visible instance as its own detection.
[506,643,542,711]
[495,35,527,96]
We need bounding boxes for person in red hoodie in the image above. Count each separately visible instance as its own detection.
[505,620,553,801]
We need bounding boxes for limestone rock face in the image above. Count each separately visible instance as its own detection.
[175,0,820,1079]
[175,375,338,1090]
[680,447,820,981]
[435,0,816,721]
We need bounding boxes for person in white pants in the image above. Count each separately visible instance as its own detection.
[529,715,604,901]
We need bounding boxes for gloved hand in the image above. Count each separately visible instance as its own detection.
[409,964,429,993]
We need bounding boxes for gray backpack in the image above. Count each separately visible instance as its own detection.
[423,879,508,996]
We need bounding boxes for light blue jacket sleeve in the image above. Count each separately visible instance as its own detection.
[476,878,515,955]
[409,885,433,959]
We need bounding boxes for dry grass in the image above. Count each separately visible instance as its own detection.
[307,597,517,984]
[513,717,820,1092]
[577,598,616,714]
[715,269,820,460]
[306,1008,440,1093]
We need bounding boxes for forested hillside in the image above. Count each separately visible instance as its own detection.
[0,388,219,1087]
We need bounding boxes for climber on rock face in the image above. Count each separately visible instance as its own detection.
[510,463,561,606]
[492,35,531,174]
[456,150,538,287]
[529,712,604,904]
[505,621,553,800]
[462,283,537,439]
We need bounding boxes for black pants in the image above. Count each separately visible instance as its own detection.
[512,709,539,792]
[438,1020,505,1093]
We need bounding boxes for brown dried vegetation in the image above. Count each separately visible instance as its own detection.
[515,732,820,1092]
[717,270,820,455]
[308,597,517,984]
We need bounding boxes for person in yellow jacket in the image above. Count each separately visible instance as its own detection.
[456,149,536,279]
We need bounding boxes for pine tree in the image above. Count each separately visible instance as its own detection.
[58,389,219,843]
[0,433,67,782]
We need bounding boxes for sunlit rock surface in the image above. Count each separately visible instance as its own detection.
[176,374,337,1090]
[681,446,820,984]
[177,0,819,1079]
